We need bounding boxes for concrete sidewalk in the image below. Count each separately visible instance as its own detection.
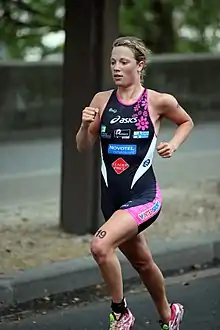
[0,232,219,310]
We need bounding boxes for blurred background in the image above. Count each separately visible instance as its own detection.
[0,0,220,275]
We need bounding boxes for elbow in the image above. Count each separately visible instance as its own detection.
[182,117,194,130]
[77,145,83,152]
[189,118,194,130]
[77,146,87,153]
[75,131,95,152]
[76,141,85,153]
[76,136,84,153]
[184,118,194,137]
[76,138,89,153]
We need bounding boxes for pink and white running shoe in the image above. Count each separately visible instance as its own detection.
[159,303,184,330]
[109,308,135,329]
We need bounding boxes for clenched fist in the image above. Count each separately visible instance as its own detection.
[82,107,99,128]
[157,142,176,158]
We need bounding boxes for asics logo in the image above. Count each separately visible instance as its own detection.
[110,115,138,124]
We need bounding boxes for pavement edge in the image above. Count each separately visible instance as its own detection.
[0,235,219,309]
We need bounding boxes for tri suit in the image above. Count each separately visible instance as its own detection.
[99,88,162,233]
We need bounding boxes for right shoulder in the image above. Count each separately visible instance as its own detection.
[90,89,114,109]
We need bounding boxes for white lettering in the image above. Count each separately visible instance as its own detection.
[110,116,138,124]
[110,145,133,151]
[109,108,117,113]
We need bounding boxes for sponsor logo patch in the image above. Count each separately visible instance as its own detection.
[138,200,161,221]
[101,132,111,139]
[143,159,151,167]
[110,116,138,124]
[133,131,150,139]
[111,158,129,174]
[101,125,106,133]
[108,144,137,155]
[109,108,117,114]
[114,129,131,139]
[100,125,111,138]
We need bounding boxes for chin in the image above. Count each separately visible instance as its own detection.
[114,80,129,87]
[114,81,123,87]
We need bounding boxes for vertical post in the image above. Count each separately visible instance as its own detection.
[89,0,105,234]
[60,0,104,235]
[102,0,120,89]
[94,0,121,230]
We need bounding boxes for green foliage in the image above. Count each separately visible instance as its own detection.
[0,0,64,59]
[120,0,220,54]
[1,0,220,58]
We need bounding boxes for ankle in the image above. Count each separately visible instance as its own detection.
[111,297,128,314]
[155,300,171,324]
[160,305,171,324]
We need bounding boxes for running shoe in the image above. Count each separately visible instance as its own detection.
[159,303,184,330]
[109,308,135,329]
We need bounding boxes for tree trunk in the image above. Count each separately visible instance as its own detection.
[150,0,175,53]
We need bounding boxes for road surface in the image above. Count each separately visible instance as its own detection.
[0,123,220,206]
[1,267,220,329]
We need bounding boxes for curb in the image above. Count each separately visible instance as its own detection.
[0,234,220,309]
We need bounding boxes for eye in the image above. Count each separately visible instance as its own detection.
[120,59,129,65]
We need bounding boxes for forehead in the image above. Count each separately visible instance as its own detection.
[111,46,135,60]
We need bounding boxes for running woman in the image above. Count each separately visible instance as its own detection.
[76,36,194,330]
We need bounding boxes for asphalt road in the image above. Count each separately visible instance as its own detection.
[0,123,220,205]
[1,268,220,329]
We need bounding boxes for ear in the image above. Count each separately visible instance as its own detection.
[137,60,145,72]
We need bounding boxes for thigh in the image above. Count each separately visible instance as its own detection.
[119,233,153,266]
[93,210,139,250]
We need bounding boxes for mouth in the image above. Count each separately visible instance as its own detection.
[114,74,123,80]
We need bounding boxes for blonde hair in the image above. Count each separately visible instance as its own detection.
[112,36,151,83]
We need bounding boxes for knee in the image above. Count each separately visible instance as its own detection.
[90,236,111,265]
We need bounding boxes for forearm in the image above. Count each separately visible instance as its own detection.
[169,120,194,151]
[76,124,95,152]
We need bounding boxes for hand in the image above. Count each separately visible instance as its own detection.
[157,142,176,158]
[81,107,99,128]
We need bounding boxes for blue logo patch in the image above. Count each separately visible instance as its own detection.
[108,144,137,155]
[133,131,149,139]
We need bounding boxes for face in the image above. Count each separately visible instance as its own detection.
[110,46,144,87]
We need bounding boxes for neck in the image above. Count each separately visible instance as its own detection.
[117,83,144,102]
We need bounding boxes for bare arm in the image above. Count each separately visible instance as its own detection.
[76,93,102,152]
[156,93,194,157]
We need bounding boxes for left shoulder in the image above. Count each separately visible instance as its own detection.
[148,90,180,115]
[156,93,179,114]
[150,91,193,126]
[158,93,178,104]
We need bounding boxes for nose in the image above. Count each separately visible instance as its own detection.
[113,61,120,71]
